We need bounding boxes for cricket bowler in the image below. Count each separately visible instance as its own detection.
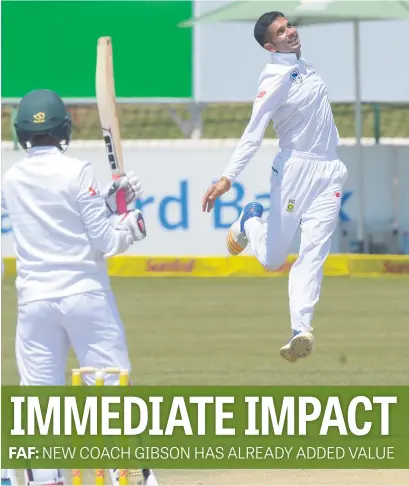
[1,90,158,486]
[202,12,348,363]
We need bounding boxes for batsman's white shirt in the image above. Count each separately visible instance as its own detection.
[2,146,130,305]
[222,52,339,182]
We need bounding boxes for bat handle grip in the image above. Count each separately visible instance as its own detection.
[116,189,127,214]
[113,174,128,214]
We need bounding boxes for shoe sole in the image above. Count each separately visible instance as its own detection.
[227,228,246,255]
[280,332,314,363]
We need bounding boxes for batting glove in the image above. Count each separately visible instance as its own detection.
[103,171,143,214]
[110,209,147,242]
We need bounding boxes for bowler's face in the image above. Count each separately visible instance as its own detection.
[265,17,301,55]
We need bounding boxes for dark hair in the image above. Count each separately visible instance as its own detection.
[254,11,285,47]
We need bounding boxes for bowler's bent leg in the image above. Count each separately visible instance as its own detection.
[244,180,303,271]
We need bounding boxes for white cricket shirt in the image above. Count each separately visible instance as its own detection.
[2,146,132,304]
[222,52,339,182]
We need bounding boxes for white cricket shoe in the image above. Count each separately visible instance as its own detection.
[280,331,314,363]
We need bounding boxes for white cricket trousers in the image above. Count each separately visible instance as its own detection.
[244,149,348,333]
[16,290,131,386]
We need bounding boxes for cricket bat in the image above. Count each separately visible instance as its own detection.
[96,36,127,214]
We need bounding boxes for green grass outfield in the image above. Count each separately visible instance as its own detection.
[2,276,409,386]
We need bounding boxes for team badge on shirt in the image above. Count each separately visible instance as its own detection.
[290,68,302,84]
[88,186,98,196]
[286,199,295,212]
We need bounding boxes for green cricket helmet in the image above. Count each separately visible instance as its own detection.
[14,89,72,151]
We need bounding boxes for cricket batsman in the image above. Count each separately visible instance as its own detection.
[1,90,158,486]
[202,11,348,363]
